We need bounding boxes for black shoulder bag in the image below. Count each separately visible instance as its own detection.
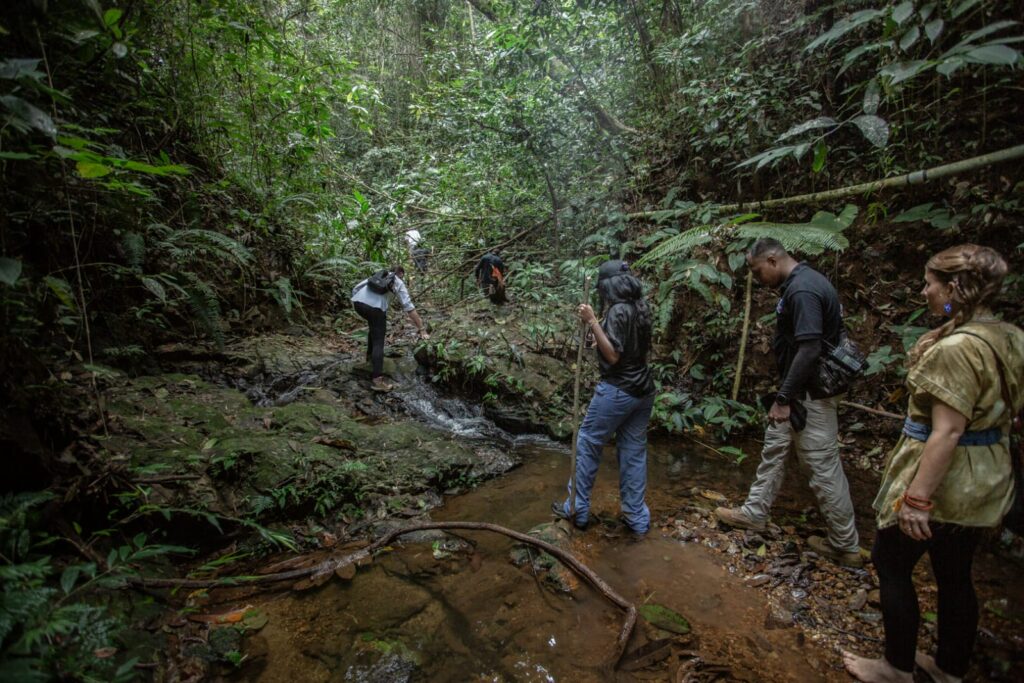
[813,331,867,397]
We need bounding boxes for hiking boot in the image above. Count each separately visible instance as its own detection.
[714,506,766,532]
[807,535,864,568]
[371,378,395,392]
[551,501,588,530]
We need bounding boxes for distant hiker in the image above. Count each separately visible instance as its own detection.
[844,244,1024,683]
[714,238,862,567]
[474,251,508,304]
[351,265,429,392]
[552,260,655,536]
[405,229,428,272]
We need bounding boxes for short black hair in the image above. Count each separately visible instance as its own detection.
[748,238,787,260]
[391,265,406,277]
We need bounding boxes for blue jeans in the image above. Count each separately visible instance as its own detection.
[557,382,654,533]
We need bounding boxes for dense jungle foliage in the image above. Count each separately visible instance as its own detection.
[1,0,1023,679]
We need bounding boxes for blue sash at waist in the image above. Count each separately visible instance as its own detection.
[902,418,1002,446]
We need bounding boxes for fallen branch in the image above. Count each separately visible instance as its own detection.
[128,521,637,668]
[840,400,902,421]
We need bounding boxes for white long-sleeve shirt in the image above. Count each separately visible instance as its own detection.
[351,275,415,313]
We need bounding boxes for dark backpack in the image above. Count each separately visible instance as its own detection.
[366,269,395,294]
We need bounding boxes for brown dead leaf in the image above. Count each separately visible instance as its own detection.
[94,647,118,659]
[312,436,356,451]
[262,415,273,430]
[187,604,254,625]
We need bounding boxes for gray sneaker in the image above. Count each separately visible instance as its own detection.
[714,506,766,531]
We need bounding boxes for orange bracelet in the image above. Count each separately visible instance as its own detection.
[902,492,934,511]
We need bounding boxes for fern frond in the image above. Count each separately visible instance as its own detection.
[180,273,224,348]
[161,229,252,267]
[736,224,848,255]
[635,224,717,266]
[121,233,146,271]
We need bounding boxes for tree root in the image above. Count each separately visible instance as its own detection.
[129,520,637,668]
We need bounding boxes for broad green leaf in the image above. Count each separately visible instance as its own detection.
[44,276,76,310]
[103,8,123,26]
[851,115,890,147]
[0,58,42,80]
[0,257,22,286]
[60,565,81,594]
[892,2,914,25]
[812,141,827,173]
[805,10,886,52]
[957,20,1018,48]
[899,26,920,52]
[862,79,881,115]
[963,44,1020,66]
[936,56,965,77]
[76,160,111,178]
[918,3,936,22]
[838,42,891,77]
[0,151,35,159]
[951,0,982,19]
[925,19,944,43]
[880,59,930,85]
[778,116,837,141]
[0,95,57,138]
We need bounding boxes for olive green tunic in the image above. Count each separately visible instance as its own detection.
[874,320,1024,529]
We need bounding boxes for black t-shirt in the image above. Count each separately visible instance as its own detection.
[599,302,654,398]
[773,263,842,381]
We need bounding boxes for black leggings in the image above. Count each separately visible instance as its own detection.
[873,522,982,677]
[353,302,386,379]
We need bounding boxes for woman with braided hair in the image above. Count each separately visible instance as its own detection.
[844,244,1024,683]
[552,260,655,535]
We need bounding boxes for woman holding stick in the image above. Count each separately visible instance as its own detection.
[552,260,655,535]
[844,244,1024,683]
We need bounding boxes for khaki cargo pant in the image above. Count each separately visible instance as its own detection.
[740,395,859,553]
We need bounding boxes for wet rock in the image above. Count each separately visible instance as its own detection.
[764,605,794,630]
[746,574,770,588]
[345,651,417,683]
[848,588,868,611]
[868,589,881,607]
[856,610,883,623]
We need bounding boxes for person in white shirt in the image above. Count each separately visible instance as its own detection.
[351,265,429,391]
[405,229,428,272]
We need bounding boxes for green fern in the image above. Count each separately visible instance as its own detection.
[181,273,224,348]
[638,205,857,266]
[634,224,716,266]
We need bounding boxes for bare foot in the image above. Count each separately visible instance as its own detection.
[915,652,962,683]
[842,652,913,683]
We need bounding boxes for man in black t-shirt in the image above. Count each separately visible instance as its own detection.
[715,238,861,567]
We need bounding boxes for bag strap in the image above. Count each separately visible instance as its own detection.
[955,330,1017,429]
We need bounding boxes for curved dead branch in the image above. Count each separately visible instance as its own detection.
[129,521,637,667]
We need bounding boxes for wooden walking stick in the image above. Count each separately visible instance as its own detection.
[569,275,592,524]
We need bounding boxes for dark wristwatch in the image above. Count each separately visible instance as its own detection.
[774,394,790,407]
